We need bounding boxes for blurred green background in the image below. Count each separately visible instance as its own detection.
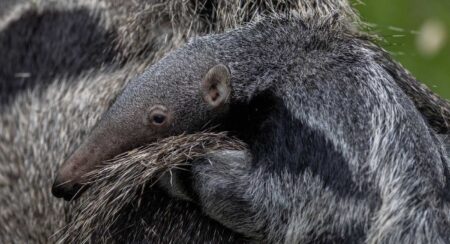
[355,0,449,99]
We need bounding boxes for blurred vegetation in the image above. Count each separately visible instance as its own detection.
[355,0,450,99]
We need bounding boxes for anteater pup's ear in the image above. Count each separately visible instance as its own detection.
[201,64,231,108]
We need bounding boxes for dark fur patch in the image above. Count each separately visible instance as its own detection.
[442,156,450,202]
[0,7,118,106]
[310,225,366,244]
[224,92,371,200]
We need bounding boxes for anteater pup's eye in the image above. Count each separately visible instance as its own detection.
[148,105,170,127]
[151,113,166,125]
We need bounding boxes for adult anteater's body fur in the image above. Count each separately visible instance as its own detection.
[1,0,450,243]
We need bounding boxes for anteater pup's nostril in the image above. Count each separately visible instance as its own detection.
[51,180,84,201]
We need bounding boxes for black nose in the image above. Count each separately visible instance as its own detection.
[51,179,84,201]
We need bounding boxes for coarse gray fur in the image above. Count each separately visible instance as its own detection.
[1,0,450,243]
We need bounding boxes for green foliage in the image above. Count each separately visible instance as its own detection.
[355,0,450,99]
